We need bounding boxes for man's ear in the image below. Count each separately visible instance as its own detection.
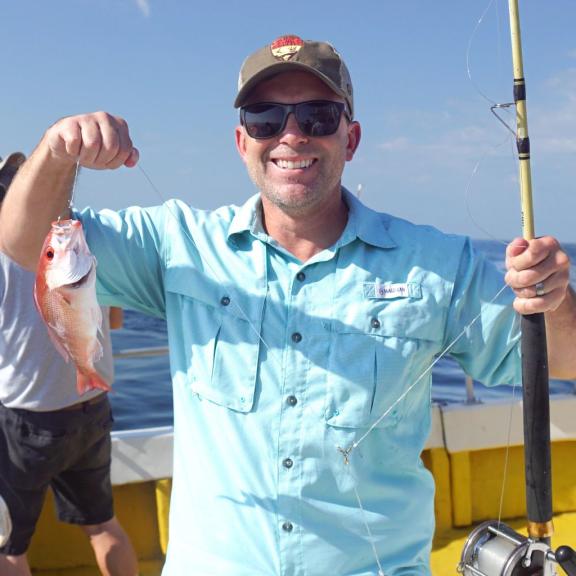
[345,121,361,161]
[235,125,248,162]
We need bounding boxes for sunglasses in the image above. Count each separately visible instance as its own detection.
[240,100,349,140]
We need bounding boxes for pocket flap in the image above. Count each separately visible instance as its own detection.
[332,296,443,343]
[165,268,261,323]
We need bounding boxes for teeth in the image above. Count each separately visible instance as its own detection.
[275,159,314,170]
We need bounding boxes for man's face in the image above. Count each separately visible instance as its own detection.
[235,71,360,216]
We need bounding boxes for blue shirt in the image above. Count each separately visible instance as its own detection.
[78,189,520,576]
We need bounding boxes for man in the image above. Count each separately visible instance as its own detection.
[0,153,138,576]
[1,36,575,575]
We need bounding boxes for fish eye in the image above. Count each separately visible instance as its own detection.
[46,248,54,260]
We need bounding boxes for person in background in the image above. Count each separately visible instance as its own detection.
[1,35,575,575]
[0,153,137,576]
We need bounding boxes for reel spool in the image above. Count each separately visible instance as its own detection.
[458,520,555,576]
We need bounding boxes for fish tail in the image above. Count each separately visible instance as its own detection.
[76,370,112,395]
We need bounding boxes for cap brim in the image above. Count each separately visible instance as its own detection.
[234,62,348,109]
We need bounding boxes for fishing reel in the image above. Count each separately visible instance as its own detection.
[458,521,576,576]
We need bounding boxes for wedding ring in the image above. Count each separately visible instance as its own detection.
[535,281,545,297]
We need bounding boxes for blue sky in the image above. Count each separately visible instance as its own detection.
[2,0,576,242]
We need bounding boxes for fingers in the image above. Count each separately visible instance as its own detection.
[505,236,571,314]
[506,237,530,258]
[124,147,140,168]
[44,112,138,170]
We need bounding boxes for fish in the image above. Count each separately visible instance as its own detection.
[34,219,110,394]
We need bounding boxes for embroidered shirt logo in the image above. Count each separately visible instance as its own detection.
[363,282,421,300]
[270,35,304,61]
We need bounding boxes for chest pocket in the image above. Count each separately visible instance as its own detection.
[166,270,264,413]
[325,297,443,429]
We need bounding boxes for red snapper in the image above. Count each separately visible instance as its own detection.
[34,219,110,394]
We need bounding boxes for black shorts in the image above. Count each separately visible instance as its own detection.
[0,394,114,555]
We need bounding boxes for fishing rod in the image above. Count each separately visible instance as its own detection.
[459,1,576,575]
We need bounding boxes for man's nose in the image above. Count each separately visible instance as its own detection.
[279,113,308,141]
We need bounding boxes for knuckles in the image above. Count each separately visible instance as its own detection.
[506,236,570,274]
[554,248,570,271]
[45,112,133,167]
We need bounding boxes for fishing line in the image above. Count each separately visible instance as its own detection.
[136,163,285,371]
[338,283,510,459]
[338,0,528,561]
[465,0,521,245]
[464,0,528,538]
[496,379,520,528]
[132,155,521,572]
[463,135,516,247]
[466,0,501,108]
[135,162,514,443]
[58,160,81,222]
[336,280,515,574]
[469,0,509,106]
[130,110,519,571]
[351,481,385,576]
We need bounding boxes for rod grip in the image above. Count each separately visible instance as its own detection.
[521,312,553,530]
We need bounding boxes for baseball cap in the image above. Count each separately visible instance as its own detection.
[235,35,354,118]
[0,152,26,200]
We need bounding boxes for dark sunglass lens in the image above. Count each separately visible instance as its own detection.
[296,102,342,137]
[243,104,285,139]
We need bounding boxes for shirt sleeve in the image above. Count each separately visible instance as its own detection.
[443,238,522,386]
[76,205,167,319]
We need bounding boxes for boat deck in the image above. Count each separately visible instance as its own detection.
[29,511,576,575]
[27,397,576,575]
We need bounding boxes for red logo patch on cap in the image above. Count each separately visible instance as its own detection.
[270,35,304,61]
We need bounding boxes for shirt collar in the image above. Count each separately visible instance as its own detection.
[339,187,397,249]
[227,188,397,250]
[227,193,262,239]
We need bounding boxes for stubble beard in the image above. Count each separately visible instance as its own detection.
[247,161,342,217]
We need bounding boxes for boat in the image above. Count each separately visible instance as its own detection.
[23,362,576,576]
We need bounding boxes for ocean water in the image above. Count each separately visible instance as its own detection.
[109,239,576,431]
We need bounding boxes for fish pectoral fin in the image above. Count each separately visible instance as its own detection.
[61,293,73,305]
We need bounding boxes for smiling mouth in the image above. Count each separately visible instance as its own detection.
[273,159,316,170]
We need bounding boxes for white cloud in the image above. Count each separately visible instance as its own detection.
[532,68,576,154]
[378,123,508,165]
[135,0,150,17]
[379,137,410,151]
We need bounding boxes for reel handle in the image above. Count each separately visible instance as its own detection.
[556,546,576,576]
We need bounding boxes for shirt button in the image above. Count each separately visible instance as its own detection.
[220,296,230,306]
[371,317,381,329]
[296,271,306,282]
[282,521,293,532]
[286,395,298,406]
[283,458,294,469]
[291,332,302,343]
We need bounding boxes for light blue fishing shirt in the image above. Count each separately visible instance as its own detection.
[78,188,521,576]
